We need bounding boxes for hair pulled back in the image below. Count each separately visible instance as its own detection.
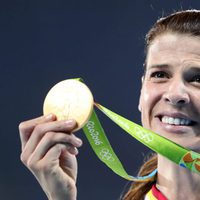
[123,9,200,200]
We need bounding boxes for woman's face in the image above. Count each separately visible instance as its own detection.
[139,32,200,152]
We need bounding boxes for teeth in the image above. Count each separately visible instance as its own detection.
[161,116,192,126]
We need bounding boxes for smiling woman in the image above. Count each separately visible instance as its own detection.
[123,10,200,200]
[18,10,200,200]
[142,33,200,138]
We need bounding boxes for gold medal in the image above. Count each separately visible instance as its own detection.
[43,79,93,131]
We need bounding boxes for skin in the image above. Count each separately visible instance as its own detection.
[19,115,80,200]
[139,32,200,200]
[19,32,200,200]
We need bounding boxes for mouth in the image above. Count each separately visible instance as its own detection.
[156,114,196,127]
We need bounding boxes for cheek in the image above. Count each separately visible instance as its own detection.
[142,87,150,103]
[140,83,158,109]
[139,85,152,127]
[192,92,200,112]
[140,83,163,126]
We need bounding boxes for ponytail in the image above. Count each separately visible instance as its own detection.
[122,154,157,200]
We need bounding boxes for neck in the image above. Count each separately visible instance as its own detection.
[157,155,200,200]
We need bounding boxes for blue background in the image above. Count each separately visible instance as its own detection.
[1,1,200,199]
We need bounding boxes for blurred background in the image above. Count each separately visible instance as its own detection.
[1,0,200,199]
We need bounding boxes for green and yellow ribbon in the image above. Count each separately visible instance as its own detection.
[77,78,200,181]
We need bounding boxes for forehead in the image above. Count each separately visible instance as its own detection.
[146,33,200,68]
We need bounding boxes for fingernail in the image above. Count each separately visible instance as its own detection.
[75,137,82,146]
[65,119,76,126]
[45,113,53,119]
[74,147,79,155]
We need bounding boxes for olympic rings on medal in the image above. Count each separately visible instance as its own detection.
[99,148,115,162]
[134,127,154,143]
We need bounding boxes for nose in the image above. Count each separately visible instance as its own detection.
[163,79,190,106]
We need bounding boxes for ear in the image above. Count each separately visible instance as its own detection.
[138,76,144,112]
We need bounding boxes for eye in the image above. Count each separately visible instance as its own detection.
[191,75,200,83]
[150,71,169,79]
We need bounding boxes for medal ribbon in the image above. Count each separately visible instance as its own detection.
[77,79,200,181]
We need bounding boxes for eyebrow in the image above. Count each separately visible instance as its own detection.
[145,64,200,76]
[148,64,170,69]
[144,64,170,75]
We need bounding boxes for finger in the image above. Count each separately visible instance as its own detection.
[41,144,78,181]
[25,143,67,172]
[26,132,82,164]
[43,143,67,162]
[23,119,77,157]
[37,144,78,174]
[42,144,77,164]
[19,114,56,150]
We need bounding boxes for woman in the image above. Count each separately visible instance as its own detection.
[19,10,200,200]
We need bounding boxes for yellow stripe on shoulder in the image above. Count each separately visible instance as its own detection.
[145,189,157,200]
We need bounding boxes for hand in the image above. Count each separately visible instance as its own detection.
[19,114,82,200]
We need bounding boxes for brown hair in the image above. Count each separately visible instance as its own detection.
[122,154,157,200]
[123,9,200,200]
